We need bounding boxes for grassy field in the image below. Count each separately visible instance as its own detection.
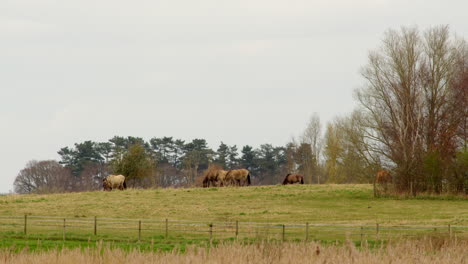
[0,184,466,225]
[0,184,466,253]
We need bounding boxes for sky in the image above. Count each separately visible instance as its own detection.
[1,0,467,193]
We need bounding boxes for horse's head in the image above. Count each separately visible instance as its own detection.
[102,178,111,191]
[216,170,227,180]
[202,176,209,188]
[283,174,291,185]
[299,175,304,184]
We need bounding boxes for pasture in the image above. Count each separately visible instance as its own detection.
[0,184,466,254]
[0,184,466,225]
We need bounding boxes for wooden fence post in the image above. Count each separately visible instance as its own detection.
[360,226,363,245]
[24,214,27,235]
[376,223,379,240]
[282,224,285,242]
[266,222,270,240]
[305,222,309,242]
[209,223,213,244]
[63,218,66,241]
[138,220,141,241]
[235,220,239,239]
[94,216,97,236]
[165,219,168,239]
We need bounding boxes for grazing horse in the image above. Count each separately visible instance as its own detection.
[376,170,391,184]
[203,169,219,187]
[103,175,127,191]
[282,173,304,185]
[224,169,251,186]
[374,169,392,196]
[215,170,229,187]
[203,168,229,187]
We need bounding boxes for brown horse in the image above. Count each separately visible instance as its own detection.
[375,169,392,195]
[103,174,127,191]
[224,169,251,186]
[216,170,229,187]
[203,168,229,187]
[282,173,304,185]
[376,170,391,184]
[203,169,218,187]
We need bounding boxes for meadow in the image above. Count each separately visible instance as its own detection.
[0,184,466,255]
[0,184,466,225]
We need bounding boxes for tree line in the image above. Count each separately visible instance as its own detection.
[13,25,467,195]
[13,136,293,193]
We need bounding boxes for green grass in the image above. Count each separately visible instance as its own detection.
[0,184,466,225]
[0,234,389,253]
[0,234,212,253]
[0,184,466,251]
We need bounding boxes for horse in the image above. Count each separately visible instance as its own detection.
[103,174,127,191]
[376,170,391,184]
[374,169,392,195]
[202,169,219,187]
[282,173,304,185]
[224,169,251,186]
[215,170,229,187]
[202,167,230,187]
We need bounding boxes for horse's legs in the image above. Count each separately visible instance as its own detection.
[216,180,223,187]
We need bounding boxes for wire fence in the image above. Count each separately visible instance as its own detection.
[0,215,467,244]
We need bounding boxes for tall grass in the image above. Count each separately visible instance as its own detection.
[1,237,466,264]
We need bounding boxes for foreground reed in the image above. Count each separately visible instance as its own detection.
[1,238,467,264]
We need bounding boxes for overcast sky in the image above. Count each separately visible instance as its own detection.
[1,0,466,193]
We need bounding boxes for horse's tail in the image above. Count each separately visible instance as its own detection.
[123,179,127,189]
[300,176,304,184]
[247,173,251,186]
[202,177,208,188]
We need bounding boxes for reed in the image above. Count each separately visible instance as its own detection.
[1,237,466,264]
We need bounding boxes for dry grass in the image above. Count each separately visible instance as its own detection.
[1,238,466,264]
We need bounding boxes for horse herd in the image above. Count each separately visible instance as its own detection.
[202,168,304,188]
[103,170,392,191]
[102,171,305,191]
[202,169,251,187]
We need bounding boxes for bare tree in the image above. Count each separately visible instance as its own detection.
[301,113,323,183]
[323,121,345,183]
[294,142,314,183]
[452,40,468,151]
[357,25,467,194]
[77,163,110,191]
[14,160,72,194]
[322,114,376,184]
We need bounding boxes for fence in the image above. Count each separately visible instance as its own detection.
[0,215,467,244]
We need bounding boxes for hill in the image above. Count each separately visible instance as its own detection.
[0,184,466,225]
